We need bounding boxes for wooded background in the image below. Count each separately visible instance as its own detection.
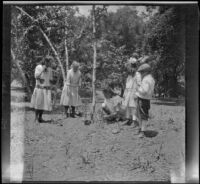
[11,5,185,99]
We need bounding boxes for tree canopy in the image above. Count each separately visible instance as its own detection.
[144,6,185,97]
[11,5,185,98]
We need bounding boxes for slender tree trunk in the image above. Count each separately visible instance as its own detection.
[52,71,61,108]
[11,49,32,97]
[65,39,69,73]
[64,18,69,75]
[92,5,97,123]
[15,6,66,85]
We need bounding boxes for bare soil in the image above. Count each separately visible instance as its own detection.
[10,88,185,182]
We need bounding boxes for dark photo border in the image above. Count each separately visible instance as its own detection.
[2,1,199,183]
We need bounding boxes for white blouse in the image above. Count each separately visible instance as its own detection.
[136,74,155,99]
[65,69,81,87]
[35,64,53,86]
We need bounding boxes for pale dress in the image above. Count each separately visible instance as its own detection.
[122,72,141,120]
[60,69,82,106]
[31,65,53,111]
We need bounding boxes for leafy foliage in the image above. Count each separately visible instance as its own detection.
[11,5,185,97]
[143,6,185,97]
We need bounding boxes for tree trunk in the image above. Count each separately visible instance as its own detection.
[52,71,61,108]
[11,49,32,98]
[65,39,69,73]
[64,17,69,75]
[92,5,97,123]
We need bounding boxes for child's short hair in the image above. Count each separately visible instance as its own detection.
[71,61,80,69]
[45,56,53,63]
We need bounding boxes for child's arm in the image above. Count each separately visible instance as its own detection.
[78,73,82,87]
[137,80,150,96]
[65,70,71,84]
[135,72,142,87]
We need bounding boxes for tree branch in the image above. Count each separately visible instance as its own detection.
[18,25,35,44]
[15,6,66,83]
[15,6,35,21]
[65,38,69,72]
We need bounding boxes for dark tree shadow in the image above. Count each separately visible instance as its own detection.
[103,115,124,124]
[38,119,64,127]
[39,119,52,123]
[151,98,185,106]
[143,130,158,138]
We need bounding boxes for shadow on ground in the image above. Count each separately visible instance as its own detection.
[151,98,185,106]
[144,130,158,138]
[38,119,52,123]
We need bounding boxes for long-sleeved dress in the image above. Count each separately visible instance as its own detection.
[60,68,82,106]
[31,65,53,111]
[122,72,141,120]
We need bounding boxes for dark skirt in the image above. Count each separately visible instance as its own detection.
[138,97,150,120]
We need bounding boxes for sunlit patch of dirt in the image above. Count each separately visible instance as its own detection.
[11,89,185,182]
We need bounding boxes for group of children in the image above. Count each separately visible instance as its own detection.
[31,55,155,138]
[31,58,82,122]
[102,56,155,138]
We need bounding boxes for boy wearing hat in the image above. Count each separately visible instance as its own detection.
[31,56,54,122]
[135,63,155,138]
[60,61,82,118]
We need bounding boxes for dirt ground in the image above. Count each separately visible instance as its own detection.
[10,88,185,182]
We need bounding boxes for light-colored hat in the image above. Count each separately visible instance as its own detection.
[125,57,137,70]
[128,57,137,64]
[139,55,155,64]
[139,56,150,64]
[137,63,151,72]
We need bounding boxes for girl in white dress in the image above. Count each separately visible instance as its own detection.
[122,57,141,126]
[60,61,82,118]
[31,57,54,122]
